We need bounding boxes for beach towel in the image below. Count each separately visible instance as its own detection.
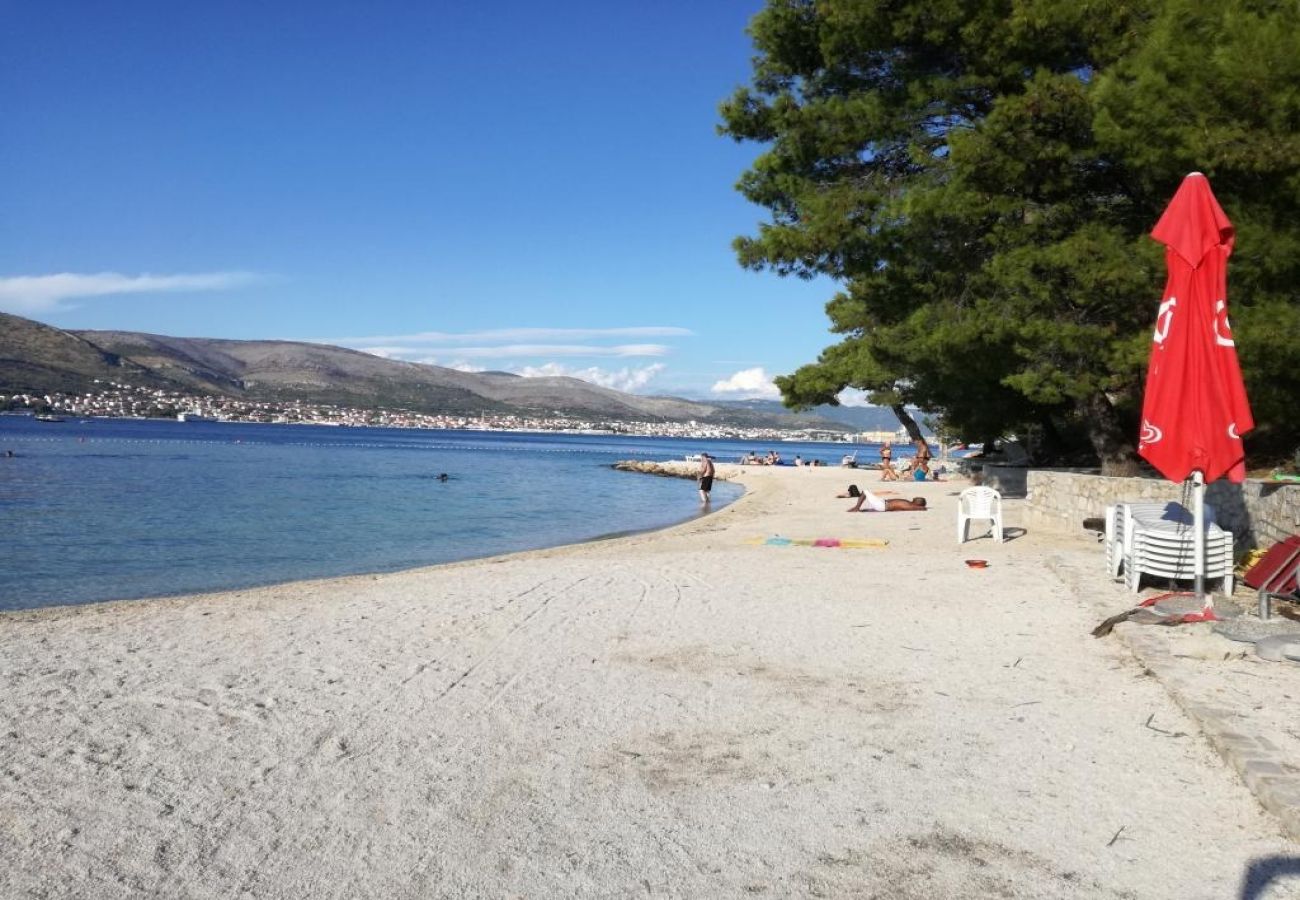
[746,536,889,549]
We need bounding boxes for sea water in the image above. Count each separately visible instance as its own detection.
[0,417,877,611]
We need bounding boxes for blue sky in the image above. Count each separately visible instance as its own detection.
[0,1,851,401]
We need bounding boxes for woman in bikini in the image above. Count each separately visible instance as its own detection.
[878,441,899,481]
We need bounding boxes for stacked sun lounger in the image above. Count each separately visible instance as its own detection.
[1104,501,1234,594]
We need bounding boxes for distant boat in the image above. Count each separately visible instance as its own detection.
[35,414,65,423]
[176,411,210,422]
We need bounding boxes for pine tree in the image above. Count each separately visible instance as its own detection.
[721,0,1300,471]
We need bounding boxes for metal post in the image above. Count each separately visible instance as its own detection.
[1192,470,1206,608]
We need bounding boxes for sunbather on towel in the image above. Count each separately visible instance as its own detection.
[838,484,927,512]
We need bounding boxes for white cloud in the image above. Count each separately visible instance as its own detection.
[326,326,692,346]
[0,271,263,314]
[348,349,493,375]
[358,343,670,361]
[353,346,411,360]
[353,341,669,392]
[711,366,780,400]
[836,389,877,408]
[333,325,691,376]
[517,362,666,393]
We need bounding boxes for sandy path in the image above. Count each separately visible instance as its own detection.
[2,465,1298,898]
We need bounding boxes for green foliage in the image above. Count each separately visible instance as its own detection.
[722,0,1300,468]
[1092,0,1300,461]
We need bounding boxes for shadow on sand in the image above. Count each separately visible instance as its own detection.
[1240,855,1300,900]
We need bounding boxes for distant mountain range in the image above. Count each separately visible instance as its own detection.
[0,312,895,432]
[713,398,931,435]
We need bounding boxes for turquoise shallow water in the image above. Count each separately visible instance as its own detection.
[0,417,870,611]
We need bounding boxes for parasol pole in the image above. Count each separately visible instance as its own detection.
[1192,469,1207,609]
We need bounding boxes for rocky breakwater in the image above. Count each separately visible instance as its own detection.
[612,459,733,481]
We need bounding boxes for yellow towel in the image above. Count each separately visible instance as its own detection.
[1237,547,1267,575]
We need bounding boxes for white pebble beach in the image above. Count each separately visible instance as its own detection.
[2,463,1298,898]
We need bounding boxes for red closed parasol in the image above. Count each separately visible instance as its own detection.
[1138,172,1254,611]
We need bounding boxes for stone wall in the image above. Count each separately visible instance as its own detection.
[1025,469,1300,551]
[975,464,1028,498]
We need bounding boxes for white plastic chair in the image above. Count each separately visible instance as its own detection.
[957,486,1003,543]
[1105,501,1228,590]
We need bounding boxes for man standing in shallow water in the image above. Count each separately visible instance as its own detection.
[697,453,715,504]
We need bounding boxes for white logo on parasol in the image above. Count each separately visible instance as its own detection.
[1140,419,1163,445]
[1228,423,1240,440]
[1153,297,1176,345]
[1214,299,1235,347]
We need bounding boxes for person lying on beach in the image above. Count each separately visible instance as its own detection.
[837,484,927,512]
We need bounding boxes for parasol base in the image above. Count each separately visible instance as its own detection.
[1254,634,1300,663]
[1142,593,1235,619]
[1212,616,1300,645]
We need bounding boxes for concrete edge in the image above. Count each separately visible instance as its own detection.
[1045,551,1300,842]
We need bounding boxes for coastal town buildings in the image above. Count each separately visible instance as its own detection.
[855,428,911,444]
[0,382,850,443]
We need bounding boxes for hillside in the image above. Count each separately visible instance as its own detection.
[0,312,848,430]
[715,399,934,435]
[0,314,174,395]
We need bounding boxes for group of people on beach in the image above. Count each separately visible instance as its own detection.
[851,439,938,511]
[696,450,929,513]
[739,450,833,467]
[877,439,934,482]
